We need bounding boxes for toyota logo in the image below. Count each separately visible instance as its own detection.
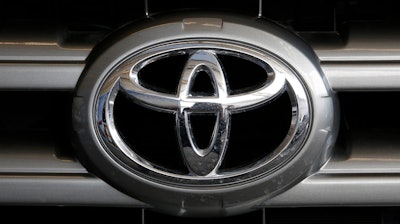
[73,16,337,216]
[94,41,310,183]
[118,49,286,176]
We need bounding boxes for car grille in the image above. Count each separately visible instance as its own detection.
[1,0,400,222]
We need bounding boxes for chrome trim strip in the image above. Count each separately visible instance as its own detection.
[1,173,400,207]
[0,28,399,91]
[0,26,92,62]
[0,63,84,90]
[0,175,146,207]
[265,174,400,206]
[322,62,400,91]
[2,62,400,91]
[0,44,91,61]
[314,48,400,62]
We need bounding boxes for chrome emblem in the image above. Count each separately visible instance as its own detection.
[119,50,286,176]
[95,41,310,182]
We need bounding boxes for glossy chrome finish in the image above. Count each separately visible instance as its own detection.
[120,49,286,176]
[0,25,93,90]
[322,62,400,91]
[73,14,337,216]
[95,40,310,183]
[266,174,400,207]
[3,25,400,91]
[0,63,84,90]
[0,175,146,207]
[2,9,400,215]
[5,61,400,91]
[0,26,92,61]
[3,173,400,208]
[0,43,90,61]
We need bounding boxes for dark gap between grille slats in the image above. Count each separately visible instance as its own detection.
[0,91,74,160]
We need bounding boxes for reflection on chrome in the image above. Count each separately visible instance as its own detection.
[95,41,310,183]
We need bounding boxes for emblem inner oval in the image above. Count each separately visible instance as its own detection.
[95,42,310,184]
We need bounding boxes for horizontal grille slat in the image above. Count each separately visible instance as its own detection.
[0,132,86,174]
[0,63,84,90]
[0,41,91,62]
[322,62,400,91]
[1,27,400,91]
[3,61,400,91]
[266,174,400,206]
[0,175,146,206]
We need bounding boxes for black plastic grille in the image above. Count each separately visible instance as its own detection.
[0,91,74,158]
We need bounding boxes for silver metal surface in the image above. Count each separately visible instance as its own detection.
[70,14,338,216]
[2,61,400,91]
[0,41,91,62]
[0,134,86,174]
[0,25,92,61]
[1,24,400,91]
[0,25,91,89]
[1,128,399,207]
[3,14,400,212]
[0,172,400,207]
[95,40,310,183]
[265,174,400,207]
[0,175,146,207]
[0,44,90,61]
[118,49,287,177]
[0,63,84,90]
[322,62,400,91]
